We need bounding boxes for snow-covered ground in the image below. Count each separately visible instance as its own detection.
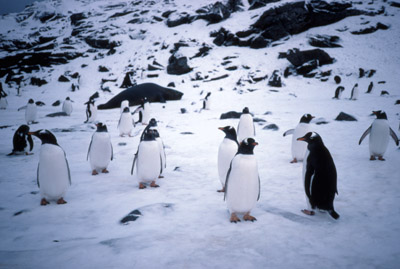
[0,0,399,268]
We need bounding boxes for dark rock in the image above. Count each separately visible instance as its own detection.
[190,44,212,59]
[225,66,238,71]
[148,64,163,71]
[167,54,192,75]
[335,112,357,121]
[391,1,400,8]
[253,118,266,123]
[286,48,334,67]
[58,75,70,82]
[378,81,386,84]
[30,77,48,87]
[109,11,134,19]
[35,101,45,106]
[204,74,229,82]
[180,108,187,114]
[46,112,68,117]
[181,132,194,135]
[167,82,175,88]
[220,111,242,119]
[359,68,365,78]
[249,0,280,10]
[52,100,61,106]
[196,2,232,24]
[263,123,279,131]
[296,60,319,75]
[334,75,341,84]
[70,12,87,26]
[85,37,120,49]
[381,91,389,96]
[351,23,389,35]
[166,12,195,27]
[268,70,282,87]
[147,74,159,78]
[250,36,269,49]
[162,10,175,18]
[120,72,135,88]
[308,35,342,48]
[98,66,109,72]
[395,100,400,105]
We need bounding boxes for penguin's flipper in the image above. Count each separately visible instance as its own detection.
[18,105,27,111]
[28,134,34,151]
[131,151,138,175]
[66,157,72,185]
[283,129,294,137]
[358,126,371,145]
[37,163,40,188]
[328,210,340,220]
[304,163,315,202]
[111,143,114,161]
[87,135,94,161]
[389,128,399,146]
[257,175,261,201]
[253,123,256,136]
[223,161,234,201]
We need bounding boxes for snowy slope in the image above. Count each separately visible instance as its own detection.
[0,0,400,268]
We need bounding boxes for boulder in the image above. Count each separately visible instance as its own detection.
[220,111,242,119]
[308,34,342,48]
[335,112,357,121]
[268,70,282,87]
[167,54,192,75]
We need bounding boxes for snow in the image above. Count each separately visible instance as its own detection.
[0,0,400,268]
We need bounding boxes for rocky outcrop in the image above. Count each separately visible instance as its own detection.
[167,54,192,75]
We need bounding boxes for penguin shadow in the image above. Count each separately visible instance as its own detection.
[261,206,317,224]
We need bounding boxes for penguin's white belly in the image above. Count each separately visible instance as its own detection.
[292,123,310,161]
[369,120,390,156]
[119,113,133,135]
[38,144,69,200]
[237,115,255,142]
[351,88,359,100]
[25,104,37,123]
[62,101,73,115]
[88,104,97,122]
[218,139,237,187]
[156,138,166,171]
[226,155,259,214]
[0,98,7,109]
[204,100,211,110]
[89,133,112,170]
[142,104,150,124]
[137,141,161,182]
[120,100,129,113]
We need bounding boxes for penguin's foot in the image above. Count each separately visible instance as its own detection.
[230,213,241,223]
[150,181,159,188]
[290,158,298,163]
[217,187,225,193]
[139,183,146,189]
[243,213,257,222]
[92,170,99,175]
[378,156,385,161]
[301,209,315,216]
[370,155,376,161]
[158,175,164,179]
[25,152,33,155]
[102,168,109,173]
[57,198,67,204]
[40,198,50,206]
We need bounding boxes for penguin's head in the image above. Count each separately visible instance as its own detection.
[29,129,58,145]
[17,124,30,135]
[66,97,70,101]
[28,99,34,104]
[142,130,156,141]
[238,137,258,154]
[300,114,315,123]
[206,92,211,98]
[372,110,387,120]
[297,132,323,146]
[218,126,237,140]
[148,118,158,127]
[96,122,108,132]
[242,107,250,114]
[123,107,130,113]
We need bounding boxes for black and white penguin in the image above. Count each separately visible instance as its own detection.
[237,107,255,142]
[366,82,373,94]
[0,82,8,109]
[332,86,345,99]
[133,97,150,125]
[84,93,98,123]
[120,99,129,113]
[8,125,34,155]
[118,107,134,137]
[297,132,339,219]
[25,99,37,124]
[29,129,71,205]
[202,92,211,110]
[283,114,314,163]
[359,110,399,160]
[87,122,113,175]
[225,138,260,223]
[131,130,162,189]
[217,126,239,192]
[62,97,73,116]
[350,83,359,100]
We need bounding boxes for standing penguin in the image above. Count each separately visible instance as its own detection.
[332,86,344,99]
[84,92,99,123]
[87,122,113,175]
[283,114,314,163]
[217,126,239,192]
[118,107,134,137]
[366,82,373,94]
[202,92,211,110]
[297,132,339,219]
[25,99,37,124]
[359,110,399,160]
[29,129,71,205]
[131,130,162,189]
[237,107,255,143]
[7,125,34,155]
[62,97,73,116]
[120,100,129,113]
[350,83,359,100]
[225,138,260,223]
[0,82,8,109]
[133,97,150,125]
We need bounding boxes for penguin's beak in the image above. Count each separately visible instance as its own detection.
[297,136,306,141]
[252,142,259,146]
[372,111,378,115]
[28,131,38,137]
[218,127,224,131]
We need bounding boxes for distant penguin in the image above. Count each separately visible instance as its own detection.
[334,75,341,84]
[133,97,150,125]
[218,126,239,192]
[118,107,134,137]
[87,122,113,175]
[120,100,129,113]
[283,114,314,163]
[359,110,399,160]
[237,107,255,142]
[8,125,34,155]
[297,132,339,219]
[29,129,71,205]
[202,92,211,110]
[350,83,359,100]
[131,130,162,189]
[333,86,345,99]
[25,99,37,124]
[84,92,99,123]
[62,97,73,116]
[225,137,260,223]
[366,82,373,94]
[0,82,8,109]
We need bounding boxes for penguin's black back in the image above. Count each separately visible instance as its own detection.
[12,125,33,152]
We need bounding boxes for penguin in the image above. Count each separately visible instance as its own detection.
[350,83,359,100]
[131,130,162,189]
[237,107,255,143]
[84,92,99,123]
[297,132,339,219]
[120,99,129,113]
[0,82,7,109]
[359,110,399,160]
[225,137,260,223]
[133,97,150,125]
[118,107,134,137]
[25,99,37,124]
[202,92,211,110]
[29,129,71,205]
[62,97,73,116]
[8,125,34,155]
[217,126,239,192]
[87,122,113,175]
[332,86,344,99]
[366,81,373,94]
[283,114,314,163]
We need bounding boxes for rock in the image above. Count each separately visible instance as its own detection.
[308,35,342,48]
[395,100,400,105]
[166,12,195,27]
[204,74,229,82]
[98,66,109,72]
[58,75,70,82]
[84,37,120,49]
[286,48,334,67]
[190,44,212,59]
[70,12,87,26]
[46,112,68,117]
[249,0,280,10]
[268,70,282,87]
[196,1,232,24]
[120,72,135,88]
[381,91,389,96]
[296,60,319,75]
[180,108,187,114]
[35,101,45,106]
[52,100,61,106]
[167,54,192,75]
[391,1,400,8]
[351,23,389,35]
[250,35,269,49]
[263,123,279,131]
[220,111,242,119]
[167,82,175,88]
[30,77,48,87]
[335,112,357,121]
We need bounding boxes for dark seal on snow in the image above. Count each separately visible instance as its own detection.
[97,83,183,110]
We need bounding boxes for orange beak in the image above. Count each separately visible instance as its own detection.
[297,137,306,141]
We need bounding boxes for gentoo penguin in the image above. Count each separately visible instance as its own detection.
[366,81,373,94]
[217,126,239,192]
[131,130,162,189]
[359,110,399,160]
[25,99,37,124]
[133,97,150,125]
[283,114,314,163]
[84,93,99,123]
[297,132,339,219]
[225,138,260,223]
[332,86,345,99]
[202,92,211,110]
[29,129,71,205]
[8,125,34,155]
[62,97,73,116]
[237,107,255,143]
[350,83,359,100]
[0,82,7,109]
[118,107,134,137]
[120,99,129,113]
[87,122,113,175]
